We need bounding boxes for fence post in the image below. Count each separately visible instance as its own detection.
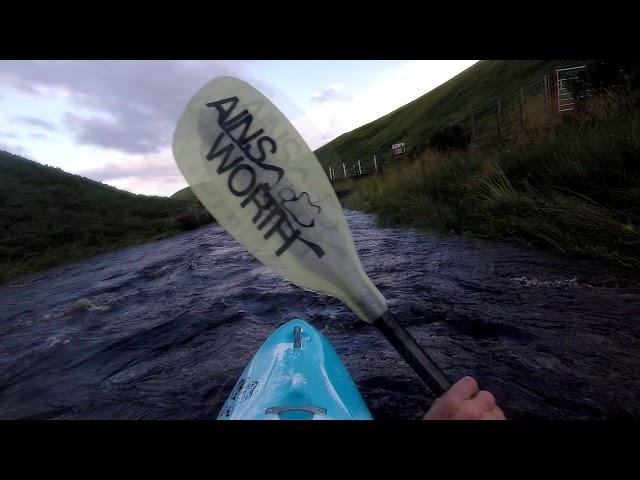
[496,99,503,143]
[470,113,476,143]
[343,162,347,179]
[543,75,549,115]
[357,159,362,176]
[373,154,378,173]
[519,86,525,127]
[552,69,561,114]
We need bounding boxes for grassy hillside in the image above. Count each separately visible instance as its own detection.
[341,92,640,269]
[171,185,196,201]
[0,151,191,284]
[315,60,578,168]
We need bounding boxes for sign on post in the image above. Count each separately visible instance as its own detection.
[391,143,406,156]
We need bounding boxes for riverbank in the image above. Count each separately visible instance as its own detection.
[340,94,640,269]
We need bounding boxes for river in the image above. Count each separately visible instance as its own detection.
[2,210,639,419]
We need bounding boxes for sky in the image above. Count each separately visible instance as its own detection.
[0,60,477,197]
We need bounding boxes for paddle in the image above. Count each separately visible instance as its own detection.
[172,76,451,396]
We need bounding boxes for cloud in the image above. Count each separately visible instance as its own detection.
[0,142,26,156]
[0,60,251,155]
[63,111,164,154]
[0,132,18,138]
[71,149,187,197]
[311,83,352,104]
[14,116,58,131]
[73,150,181,182]
[109,175,188,197]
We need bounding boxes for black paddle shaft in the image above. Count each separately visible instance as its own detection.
[374,311,451,397]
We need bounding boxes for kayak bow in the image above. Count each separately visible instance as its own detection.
[218,319,373,420]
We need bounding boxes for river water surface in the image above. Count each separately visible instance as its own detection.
[2,210,639,420]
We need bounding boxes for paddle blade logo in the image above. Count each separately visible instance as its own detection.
[172,76,387,323]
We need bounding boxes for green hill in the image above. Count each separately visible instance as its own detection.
[0,150,189,283]
[315,60,577,168]
[171,185,196,201]
[331,60,640,269]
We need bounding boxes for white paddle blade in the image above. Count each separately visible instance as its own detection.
[172,76,387,323]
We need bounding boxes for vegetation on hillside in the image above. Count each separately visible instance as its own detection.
[0,151,192,284]
[341,92,640,268]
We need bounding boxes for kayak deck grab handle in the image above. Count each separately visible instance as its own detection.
[293,326,302,349]
[265,406,326,415]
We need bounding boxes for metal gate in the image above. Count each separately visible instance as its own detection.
[556,65,588,113]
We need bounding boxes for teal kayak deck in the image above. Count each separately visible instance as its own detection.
[217,319,373,420]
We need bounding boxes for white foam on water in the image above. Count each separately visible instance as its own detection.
[42,298,110,320]
[511,276,580,288]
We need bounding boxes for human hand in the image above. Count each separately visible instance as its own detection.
[423,376,506,420]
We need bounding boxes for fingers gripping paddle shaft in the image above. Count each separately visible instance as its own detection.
[172,76,451,396]
[375,312,450,396]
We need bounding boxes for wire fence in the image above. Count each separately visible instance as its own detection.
[325,64,591,182]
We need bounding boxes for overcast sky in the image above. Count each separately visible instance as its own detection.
[0,60,477,196]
